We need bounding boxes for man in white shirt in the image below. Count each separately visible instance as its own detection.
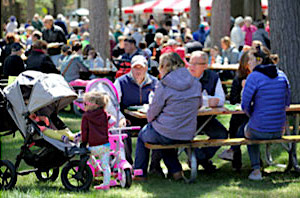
[188,51,228,172]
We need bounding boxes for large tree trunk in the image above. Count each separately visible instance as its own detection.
[27,0,35,21]
[231,0,244,18]
[211,0,231,48]
[244,0,262,21]
[89,0,110,62]
[269,0,300,104]
[190,0,200,33]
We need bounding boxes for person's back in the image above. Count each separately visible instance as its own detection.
[243,65,289,132]
[148,66,201,140]
[26,40,59,74]
[3,43,25,78]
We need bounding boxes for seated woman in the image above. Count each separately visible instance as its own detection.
[237,46,290,180]
[133,52,202,180]
[60,42,90,82]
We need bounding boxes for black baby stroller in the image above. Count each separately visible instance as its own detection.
[0,71,93,191]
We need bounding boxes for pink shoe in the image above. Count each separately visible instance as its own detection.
[94,184,110,190]
[109,180,118,186]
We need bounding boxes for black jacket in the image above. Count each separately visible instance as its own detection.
[42,25,67,55]
[3,54,25,78]
[25,50,60,74]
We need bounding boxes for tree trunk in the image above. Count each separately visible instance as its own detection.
[211,0,231,48]
[244,0,262,21]
[231,0,244,18]
[269,0,300,104]
[89,0,110,62]
[52,0,64,17]
[118,0,122,20]
[190,0,200,33]
[27,0,35,21]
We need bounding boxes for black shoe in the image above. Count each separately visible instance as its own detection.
[232,149,242,171]
[198,160,217,173]
[148,167,165,178]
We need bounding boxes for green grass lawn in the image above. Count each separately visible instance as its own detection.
[1,112,300,198]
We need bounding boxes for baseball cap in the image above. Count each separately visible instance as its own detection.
[11,42,23,52]
[131,55,148,68]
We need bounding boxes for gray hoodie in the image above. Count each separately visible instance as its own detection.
[147,67,202,141]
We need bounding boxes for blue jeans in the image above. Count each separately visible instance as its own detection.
[237,123,282,169]
[134,123,186,177]
[194,118,228,161]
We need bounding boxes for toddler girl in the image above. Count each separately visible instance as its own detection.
[81,91,111,190]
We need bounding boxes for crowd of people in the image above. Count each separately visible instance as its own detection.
[0,12,290,188]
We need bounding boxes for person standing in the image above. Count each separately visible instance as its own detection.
[230,16,245,51]
[42,15,67,67]
[242,16,257,46]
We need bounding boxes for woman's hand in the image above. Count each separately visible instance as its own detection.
[119,118,127,127]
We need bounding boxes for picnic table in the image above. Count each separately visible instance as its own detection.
[124,104,300,183]
[208,63,239,71]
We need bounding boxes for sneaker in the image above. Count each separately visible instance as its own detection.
[172,171,184,181]
[218,149,234,161]
[248,169,262,181]
[94,184,110,190]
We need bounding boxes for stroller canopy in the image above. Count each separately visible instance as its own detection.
[4,71,77,114]
[4,71,77,137]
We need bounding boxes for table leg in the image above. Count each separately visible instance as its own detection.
[186,147,197,183]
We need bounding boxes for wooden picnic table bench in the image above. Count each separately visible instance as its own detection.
[125,104,300,183]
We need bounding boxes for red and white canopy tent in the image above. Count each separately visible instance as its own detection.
[122,0,268,15]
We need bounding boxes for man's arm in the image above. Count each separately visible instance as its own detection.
[203,78,225,107]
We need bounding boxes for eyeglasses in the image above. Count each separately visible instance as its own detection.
[189,62,207,66]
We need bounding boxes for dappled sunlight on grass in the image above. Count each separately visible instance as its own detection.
[1,112,300,197]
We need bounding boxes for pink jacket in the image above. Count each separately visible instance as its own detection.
[242,24,257,46]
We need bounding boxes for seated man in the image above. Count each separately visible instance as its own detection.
[188,51,228,172]
[114,55,158,164]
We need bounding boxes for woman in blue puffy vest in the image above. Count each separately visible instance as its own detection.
[239,46,290,180]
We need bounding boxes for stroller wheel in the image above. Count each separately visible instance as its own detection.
[35,168,59,182]
[72,103,84,117]
[0,160,17,190]
[61,160,93,191]
[119,168,132,188]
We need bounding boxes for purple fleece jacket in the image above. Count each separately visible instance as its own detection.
[147,67,202,141]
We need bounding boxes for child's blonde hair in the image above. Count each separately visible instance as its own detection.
[83,91,109,111]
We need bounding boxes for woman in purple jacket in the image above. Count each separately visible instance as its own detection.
[133,52,202,181]
[239,46,290,180]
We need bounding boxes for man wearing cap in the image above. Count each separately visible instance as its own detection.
[3,42,25,78]
[231,16,245,51]
[114,55,158,165]
[42,15,67,67]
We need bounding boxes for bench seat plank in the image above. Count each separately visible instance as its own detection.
[145,135,300,149]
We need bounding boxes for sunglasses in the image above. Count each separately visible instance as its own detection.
[84,101,99,107]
